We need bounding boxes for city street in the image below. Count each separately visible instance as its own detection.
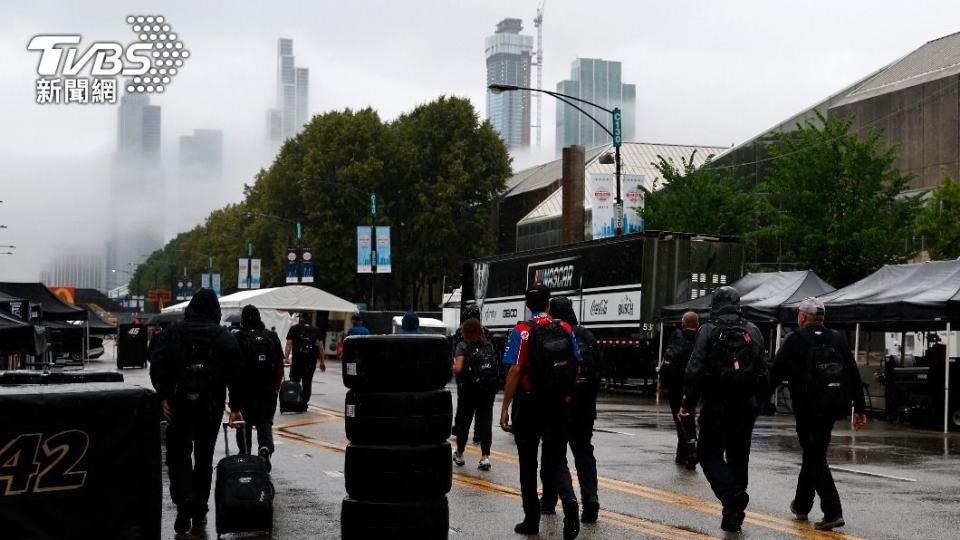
[97,349,960,540]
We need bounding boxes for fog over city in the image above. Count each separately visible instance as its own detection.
[2,0,959,281]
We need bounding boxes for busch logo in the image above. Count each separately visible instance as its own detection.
[618,295,635,316]
[590,299,608,316]
[28,15,189,105]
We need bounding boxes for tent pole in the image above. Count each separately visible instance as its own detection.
[656,321,664,408]
[945,322,952,434]
[853,323,860,364]
[775,324,782,355]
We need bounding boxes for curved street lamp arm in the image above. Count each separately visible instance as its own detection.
[551,95,614,138]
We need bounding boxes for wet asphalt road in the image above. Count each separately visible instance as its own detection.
[101,351,960,540]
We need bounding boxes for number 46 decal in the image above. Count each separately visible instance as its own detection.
[0,430,90,496]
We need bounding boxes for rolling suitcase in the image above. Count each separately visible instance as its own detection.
[215,422,274,537]
[279,378,304,413]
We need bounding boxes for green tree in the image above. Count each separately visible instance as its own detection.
[640,151,762,237]
[916,176,960,260]
[760,111,922,286]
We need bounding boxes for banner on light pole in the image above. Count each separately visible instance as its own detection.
[375,227,391,273]
[301,246,314,283]
[622,174,646,234]
[238,258,249,289]
[590,173,616,239]
[201,272,211,290]
[357,227,372,273]
[250,259,261,289]
[286,247,298,284]
[211,273,222,297]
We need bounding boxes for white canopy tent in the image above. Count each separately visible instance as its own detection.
[161,285,358,341]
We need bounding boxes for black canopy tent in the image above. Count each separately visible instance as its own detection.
[661,271,836,324]
[0,283,89,365]
[0,311,44,356]
[84,306,116,336]
[783,260,960,432]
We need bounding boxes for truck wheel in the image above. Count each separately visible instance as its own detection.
[341,335,451,392]
[341,496,448,540]
[951,408,960,431]
[345,390,452,445]
[344,443,452,501]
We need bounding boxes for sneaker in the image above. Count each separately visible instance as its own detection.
[478,457,491,471]
[562,502,581,540]
[581,501,599,523]
[540,497,557,515]
[721,491,749,532]
[514,520,539,535]
[173,510,191,535]
[259,447,272,473]
[720,509,741,532]
[814,515,845,531]
[790,500,808,521]
[452,451,465,466]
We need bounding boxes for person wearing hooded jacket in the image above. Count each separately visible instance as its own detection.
[540,296,602,524]
[235,304,285,471]
[150,289,244,535]
[679,286,767,533]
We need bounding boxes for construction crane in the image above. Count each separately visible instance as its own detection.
[532,0,545,147]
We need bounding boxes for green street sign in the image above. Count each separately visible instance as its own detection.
[370,192,377,217]
[612,107,622,148]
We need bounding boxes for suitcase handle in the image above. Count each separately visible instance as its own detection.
[221,421,248,456]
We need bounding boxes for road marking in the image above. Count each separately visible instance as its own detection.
[281,412,862,539]
[829,466,917,482]
[275,422,718,540]
[324,470,344,478]
[594,427,638,436]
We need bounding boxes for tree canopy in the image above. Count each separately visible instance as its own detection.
[916,175,960,260]
[131,97,511,311]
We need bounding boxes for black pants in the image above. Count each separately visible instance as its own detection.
[513,396,577,522]
[236,409,276,455]
[697,406,756,509]
[542,416,598,508]
[794,415,842,518]
[669,391,695,461]
[292,359,317,405]
[165,407,222,516]
[453,384,495,455]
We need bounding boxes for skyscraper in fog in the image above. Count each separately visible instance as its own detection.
[41,252,106,291]
[107,92,165,289]
[485,18,533,150]
[556,58,636,156]
[267,38,310,141]
[177,129,224,229]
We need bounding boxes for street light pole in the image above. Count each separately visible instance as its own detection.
[489,83,624,236]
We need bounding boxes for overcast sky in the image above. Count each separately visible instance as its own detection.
[2,0,960,282]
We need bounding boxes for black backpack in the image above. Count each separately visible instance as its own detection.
[175,326,219,401]
[661,330,694,390]
[708,320,766,404]
[797,327,851,419]
[465,342,500,389]
[526,319,578,403]
[243,328,278,378]
[295,326,319,359]
[574,326,601,390]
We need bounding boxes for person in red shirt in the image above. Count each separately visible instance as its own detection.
[499,284,582,539]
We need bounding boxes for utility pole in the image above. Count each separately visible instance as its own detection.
[370,192,377,310]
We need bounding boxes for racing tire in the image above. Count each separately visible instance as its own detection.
[344,442,452,501]
[341,335,451,392]
[345,389,452,445]
[341,496,449,540]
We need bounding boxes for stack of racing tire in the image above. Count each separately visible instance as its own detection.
[340,334,454,540]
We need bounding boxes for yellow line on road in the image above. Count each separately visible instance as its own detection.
[291,406,861,539]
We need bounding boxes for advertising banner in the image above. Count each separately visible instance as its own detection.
[48,286,77,305]
[357,227,372,273]
[200,273,210,290]
[286,246,299,284]
[375,226,391,273]
[580,288,642,324]
[237,258,249,289]
[250,259,261,289]
[211,273,222,297]
[301,246,314,283]
[590,173,616,239]
[622,174,646,234]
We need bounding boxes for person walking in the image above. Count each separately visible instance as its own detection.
[451,317,499,471]
[398,310,420,334]
[769,297,867,531]
[500,284,582,540]
[540,296,602,524]
[285,314,325,409]
[679,286,767,533]
[659,311,700,469]
[150,289,244,534]
[452,305,496,445]
[235,305,285,472]
[346,313,370,336]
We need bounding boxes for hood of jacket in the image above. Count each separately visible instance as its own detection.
[710,286,741,318]
[401,310,420,333]
[549,296,578,326]
[184,289,221,323]
[241,304,265,330]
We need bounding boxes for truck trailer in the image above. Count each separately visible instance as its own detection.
[462,231,745,388]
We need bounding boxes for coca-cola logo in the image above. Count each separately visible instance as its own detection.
[595,190,611,202]
[590,299,607,316]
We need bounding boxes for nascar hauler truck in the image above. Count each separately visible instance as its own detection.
[461,231,744,389]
